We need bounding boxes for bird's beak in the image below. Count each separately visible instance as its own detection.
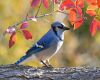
[63,26,70,30]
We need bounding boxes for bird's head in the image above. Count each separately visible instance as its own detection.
[51,21,70,34]
[51,21,70,40]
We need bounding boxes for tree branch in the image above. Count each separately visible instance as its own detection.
[35,0,42,17]
[0,9,68,42]
[0,64,100,80]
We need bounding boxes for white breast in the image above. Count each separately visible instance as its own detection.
[55,40,63,53]
[35,29,64,61]
[35,39,63,61]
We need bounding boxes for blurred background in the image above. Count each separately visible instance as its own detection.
[0,0,100,67]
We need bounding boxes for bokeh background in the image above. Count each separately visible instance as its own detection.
[0,0,100,67]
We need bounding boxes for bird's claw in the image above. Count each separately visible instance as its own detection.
[42,65,53,69]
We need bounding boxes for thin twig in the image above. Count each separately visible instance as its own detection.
[35,0,42,17]
[2,10,67,37]
[26,12,29,20]
[56,10,68,14]
[8,10,67,28]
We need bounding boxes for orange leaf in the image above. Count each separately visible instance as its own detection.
[42,0,49,9]
[87,5,97,10]
[97,0,100,8]
[22,30,32,40]
[75,0,84,8]
[86,0,97,5]
[60,0,74,10]
[86,5,97,16]
[86,10,96,16]
[90,18,98,36]
[9,32,16,48]
[69,8,77,25]
[74,18,83,30]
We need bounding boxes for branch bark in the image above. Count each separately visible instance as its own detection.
[0,64,100,80]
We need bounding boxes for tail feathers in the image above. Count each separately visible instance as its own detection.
[15,55,28,65]
[15,54,36,65]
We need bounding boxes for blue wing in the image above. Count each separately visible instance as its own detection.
[15,31,54,65]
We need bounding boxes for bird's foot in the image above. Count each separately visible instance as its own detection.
[42,65,53,69]
[41,60,53,69]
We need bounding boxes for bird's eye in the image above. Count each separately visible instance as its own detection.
[58,26,63,29]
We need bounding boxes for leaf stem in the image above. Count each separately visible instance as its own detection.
[35,0,42,17]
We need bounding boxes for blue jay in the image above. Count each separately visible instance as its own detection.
[15,21,70,67]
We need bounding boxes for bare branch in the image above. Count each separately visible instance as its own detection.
[1,9,68,40]
[35,0,42,17]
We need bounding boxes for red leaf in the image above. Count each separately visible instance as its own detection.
[42,0,49,8]
[75,0,84,8]
[74,18,83,30]
[22,30,32,40]
[75,6,82,16]
[69,8,77,25]
[60,0,74,10]
[20,22,29,29]
[31,0,40,8]
[9,32,16,48]
[86,10,96,16]
[97,0,100,8]
[76,6,82,16]
[52,0,58,4]
[90,18,98,36]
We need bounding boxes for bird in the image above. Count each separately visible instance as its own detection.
[15,21,70,67]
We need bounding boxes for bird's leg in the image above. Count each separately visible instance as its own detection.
[45,60,53,68]
[41,60,53,68]
[41,60,49,67]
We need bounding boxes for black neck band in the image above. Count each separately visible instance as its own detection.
[52,26,63,41]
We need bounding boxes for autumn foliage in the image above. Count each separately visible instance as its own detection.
[5,0,100,48]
